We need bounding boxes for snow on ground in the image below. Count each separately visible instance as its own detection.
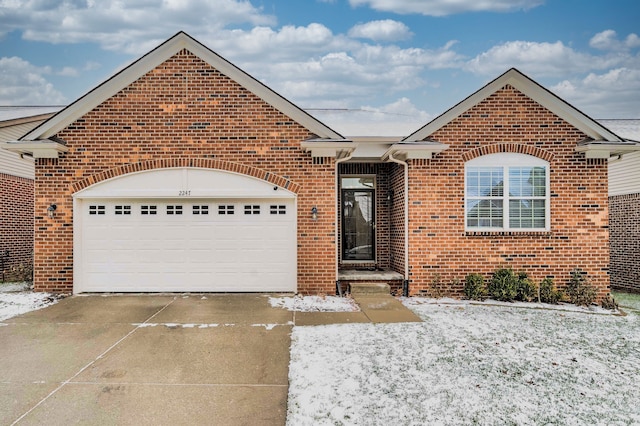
[0,282,62,321]
[0,281,32,292]
[270,295,360,312]
[403,296,618,315]
[287,297,640,425]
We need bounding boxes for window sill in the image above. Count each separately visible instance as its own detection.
[465,230,551,237]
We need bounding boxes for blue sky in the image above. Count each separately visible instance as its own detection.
[0,0,638,135]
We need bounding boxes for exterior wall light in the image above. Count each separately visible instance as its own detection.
[387,189,394,202]
[311,206,318,221]
[47,204,57,219]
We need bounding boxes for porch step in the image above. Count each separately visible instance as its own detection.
[349,282,391,295]
[338,269,404,281]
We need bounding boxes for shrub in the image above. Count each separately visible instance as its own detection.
[539,278,563,304]
[601,294,619,311]
[566,268,596,307]
[488,268,519,302]
[515,272,537,302]
[464,273,486,301]
[427,274,445,299]
[10,261,33,283]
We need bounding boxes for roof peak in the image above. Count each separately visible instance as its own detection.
[403,67,622,143]
[22,31,344,141]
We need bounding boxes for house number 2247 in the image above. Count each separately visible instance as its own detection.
[178,190,191,196]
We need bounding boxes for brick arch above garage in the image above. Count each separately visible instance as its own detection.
[461,143,554,163]
[70,158,301,195]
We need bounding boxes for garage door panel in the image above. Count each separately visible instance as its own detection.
[100,251,138,263]
[79,198,296,292]
[187,249,216,260]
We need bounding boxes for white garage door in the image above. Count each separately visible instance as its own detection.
[73,168,297,293]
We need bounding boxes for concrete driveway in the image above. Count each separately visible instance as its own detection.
[0,294,294,425]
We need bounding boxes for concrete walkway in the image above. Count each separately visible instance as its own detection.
[1,292,420,425]
[295,293,422,326]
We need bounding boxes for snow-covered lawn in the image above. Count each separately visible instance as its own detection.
[287,297,640,425]
[3,288,638,424]
[0,282,62,321]
[270,295,360,312]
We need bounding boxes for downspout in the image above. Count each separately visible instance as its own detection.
[335,150,354,296]
[387,152,410,297]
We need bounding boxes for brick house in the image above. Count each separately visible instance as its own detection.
[3,32,638,297]
[0,107,60,281]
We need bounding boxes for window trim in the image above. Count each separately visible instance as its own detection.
[464,153,550,232]
[340,174,376,190]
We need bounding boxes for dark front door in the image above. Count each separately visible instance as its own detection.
[342,189,375,261]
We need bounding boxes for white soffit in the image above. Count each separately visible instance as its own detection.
[0,140,69,159]
[23,32,344,142]
[300,139,356,158]
[382,142,449,161]
[575,141,640,159]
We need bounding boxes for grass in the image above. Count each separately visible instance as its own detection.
[287,298,640,425]
[612,290,640,312]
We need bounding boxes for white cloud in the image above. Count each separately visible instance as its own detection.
[3,1,636,123]
[348,0,543,16]
[0,0,465,113]
[309,97,431,136]
[207,24,341,60]
[628,34,640,49]
[551,68,640,118]
[245,41,462,107]
[83,61,101,71]
[0,56,67,105]
[0,0,276,54]
[184,25,462,109]
[57,66,79,77]
[348,20,413,42]
[0,0,467,111]
[589,30,640,51]
[590,30,619,50]
[465,40,622,76]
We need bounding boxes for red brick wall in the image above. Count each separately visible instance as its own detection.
[0,173,34,281]
[389,162,406,275]
[33,49,336,294]
[406,85,610,300]
[610,193,640,293]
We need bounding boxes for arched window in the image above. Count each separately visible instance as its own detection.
[465,153,550,231]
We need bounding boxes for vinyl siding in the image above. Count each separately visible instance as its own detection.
[0,122,39,180]
[609,151,640,196]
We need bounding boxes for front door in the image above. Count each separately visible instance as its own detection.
[341,176,375,261]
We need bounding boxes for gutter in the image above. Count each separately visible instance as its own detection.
[387,152,410,297]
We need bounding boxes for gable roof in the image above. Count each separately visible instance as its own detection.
[0,106,63,124]
[597,119,640,142]
[403,68,624,143]
[22,31,344,141]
